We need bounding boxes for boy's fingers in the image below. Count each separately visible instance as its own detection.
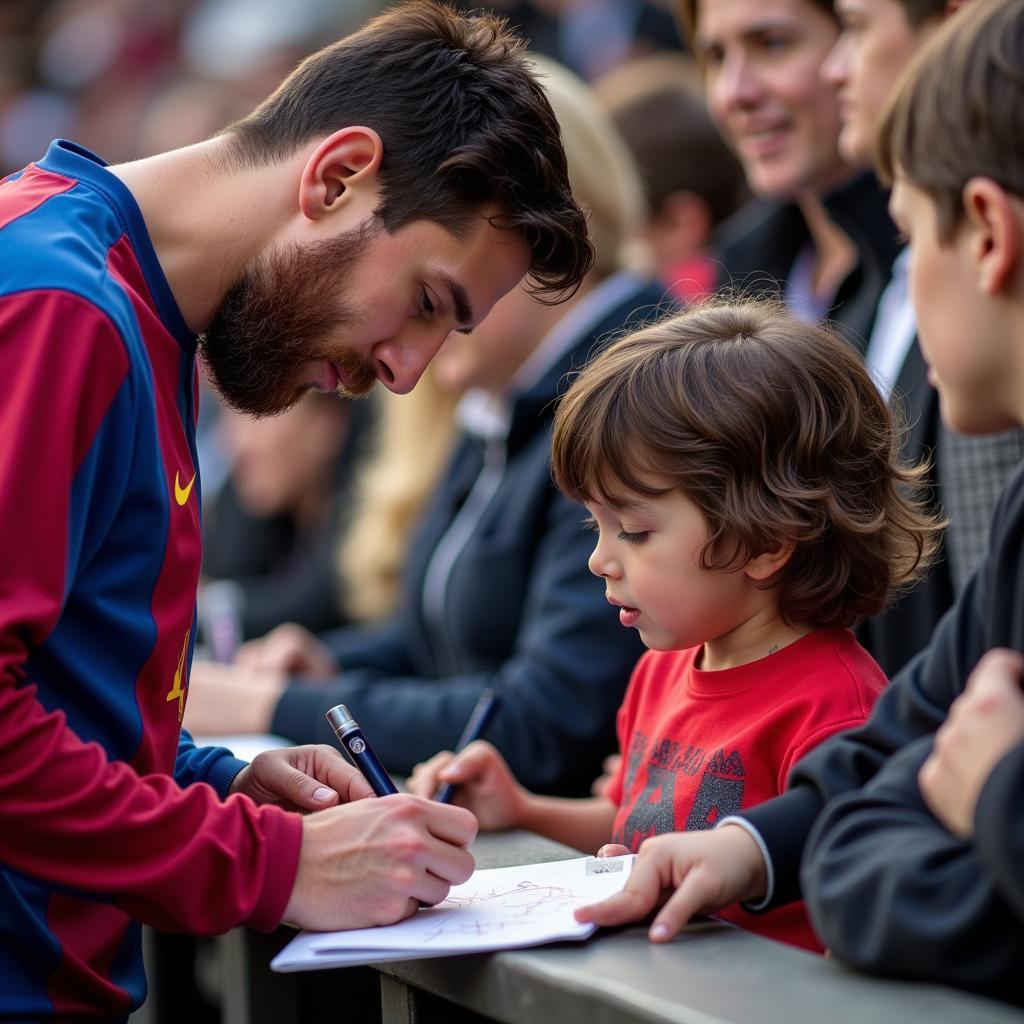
[574,858,668,926]
[648,872,708,942]
[445,742,495,779]
[574,885,655,926]
[409,752,453,795]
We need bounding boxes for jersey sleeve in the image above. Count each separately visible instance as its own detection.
[175,729,248,796]
[0,291,301,933]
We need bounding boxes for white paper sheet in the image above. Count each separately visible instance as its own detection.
[271,854,634,973]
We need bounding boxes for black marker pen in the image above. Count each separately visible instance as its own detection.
[325,704,399,796]
[434,688,501,804]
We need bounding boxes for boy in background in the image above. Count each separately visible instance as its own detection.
[822,0,1024,673]
[411,298,940,952]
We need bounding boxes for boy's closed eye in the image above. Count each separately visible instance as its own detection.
[581,513,650,544]
[617,529,650,544]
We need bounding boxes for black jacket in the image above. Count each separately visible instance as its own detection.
[713,170,900,349]
[742,463,1024,1002]
[270,278,664,795]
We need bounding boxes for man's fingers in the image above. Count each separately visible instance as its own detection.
[413,870,455,908]
[307,746,375,801]
[281,764,343,810]
[421,799,479,848]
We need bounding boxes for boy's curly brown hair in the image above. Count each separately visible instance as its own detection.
[551,298,943,630]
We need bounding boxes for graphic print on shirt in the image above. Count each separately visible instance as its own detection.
[166,627,190,722]
[617,731,746,848]
[685,748,745,830]
[618,731,706,848]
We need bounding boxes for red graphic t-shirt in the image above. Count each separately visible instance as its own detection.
[607,628,886,952]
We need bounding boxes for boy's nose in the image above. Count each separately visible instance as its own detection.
[588,545,620,580]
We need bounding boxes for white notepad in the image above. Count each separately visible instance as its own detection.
[271,854,634,972]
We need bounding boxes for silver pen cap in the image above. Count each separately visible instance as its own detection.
[326,704,356,736]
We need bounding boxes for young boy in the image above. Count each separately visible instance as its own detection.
[574,0,1024,1002]
[410,298,940,952]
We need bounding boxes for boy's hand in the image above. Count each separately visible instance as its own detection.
[574,825,768,941]
[408,741,529,831]
[919,648,1024,837]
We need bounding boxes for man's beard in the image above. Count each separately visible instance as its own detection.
[199,220,381,417]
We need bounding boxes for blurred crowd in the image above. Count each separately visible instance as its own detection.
[1,0,732,656]
[0,0,682,177]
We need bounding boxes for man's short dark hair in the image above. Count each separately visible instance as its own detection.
[222,0,593,298]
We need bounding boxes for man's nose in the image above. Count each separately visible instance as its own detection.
[373,329,450,395]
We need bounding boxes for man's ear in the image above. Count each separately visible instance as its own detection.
[962,177,1021,297]
[298,126,383,221]
[744,541,795,582]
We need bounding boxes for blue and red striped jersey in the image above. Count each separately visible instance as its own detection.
[0,141,301,1021]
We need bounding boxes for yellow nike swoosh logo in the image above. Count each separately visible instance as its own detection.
[174,471,196,506]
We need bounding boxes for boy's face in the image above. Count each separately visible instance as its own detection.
[584,486,758,654]
[696,0,849,199]
[823,0,940,163]
[889,176,1017,434]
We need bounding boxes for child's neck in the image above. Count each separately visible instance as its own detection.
[699,608,814,672]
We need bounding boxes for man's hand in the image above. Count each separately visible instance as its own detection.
[183,660,286,734]
[230,745,373,811]
[283,795,479,930]
[574,824,768,942]
[919,648,1024,838]
[234,622,337,678]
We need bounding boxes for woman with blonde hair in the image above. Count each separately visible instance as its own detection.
[185,56,667,795]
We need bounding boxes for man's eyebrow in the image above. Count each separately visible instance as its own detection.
[438,271,475,333]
